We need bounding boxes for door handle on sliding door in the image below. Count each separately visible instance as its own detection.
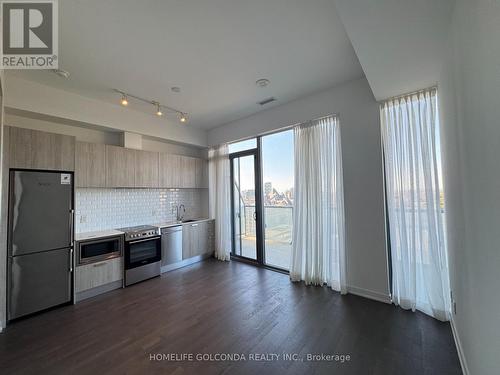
[253,212,257,220]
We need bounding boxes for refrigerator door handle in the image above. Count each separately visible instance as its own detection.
[69,248,74,272]
[69,209,75,247]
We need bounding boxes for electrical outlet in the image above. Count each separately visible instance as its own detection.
[152,209,157,216]
[80,215,87,224]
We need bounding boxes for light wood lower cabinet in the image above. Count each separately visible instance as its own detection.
[182,224,194,259]
[207,220,215,254]
[196,221,208,257]
[182,220,213,259]
[75,257,123,293]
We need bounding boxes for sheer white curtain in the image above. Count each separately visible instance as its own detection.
[290,116,347,293]
[381,88,450,321]
[208,144,231,261]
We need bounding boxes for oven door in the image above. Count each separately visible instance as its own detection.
[125,237,161,269]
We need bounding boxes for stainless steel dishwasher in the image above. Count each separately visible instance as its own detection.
[161,226,183,268]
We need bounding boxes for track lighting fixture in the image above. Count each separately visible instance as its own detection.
[113,89,187,123]
[155,103,163,116]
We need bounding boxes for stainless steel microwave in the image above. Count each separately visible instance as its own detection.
[76,235,124,265]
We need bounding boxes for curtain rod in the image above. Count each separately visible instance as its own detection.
[227,113,339,144]
[378,85,438,104]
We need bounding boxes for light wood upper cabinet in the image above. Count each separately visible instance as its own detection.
[195,158,208,188]
[9,126,32,169]
[134,150,159,188]
[181,156,196,188]
[75,141,106,187]
[159,153,207,188]
[8,126,75,171]
[159,153,181,188]
[105,145,135,188]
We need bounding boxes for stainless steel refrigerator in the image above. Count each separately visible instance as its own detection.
[8,170,74,320]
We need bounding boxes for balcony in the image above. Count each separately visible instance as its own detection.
[239,205,293,269]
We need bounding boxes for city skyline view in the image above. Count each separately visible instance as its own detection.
[230,130,294,194]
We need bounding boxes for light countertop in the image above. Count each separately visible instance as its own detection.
[76,229,124,242]
[153,218,213,229]
[75,218,213,240]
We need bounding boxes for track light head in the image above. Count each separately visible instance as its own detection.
[120,94,128,106]
[155,103,163,116]
[179,113,187,123]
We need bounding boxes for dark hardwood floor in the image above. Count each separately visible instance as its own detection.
[0,259,461,375]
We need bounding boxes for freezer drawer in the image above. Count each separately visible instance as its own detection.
[8,248,72,320]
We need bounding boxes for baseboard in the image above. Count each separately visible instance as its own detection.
[347,285,392,304]
[451,317,470,375]
[160,253,213,274]
[75,280,123,303]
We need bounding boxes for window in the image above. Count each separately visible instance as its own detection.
[381,88,450,321]
[228,138,257,154]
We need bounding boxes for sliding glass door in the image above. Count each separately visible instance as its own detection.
[230,150,262,262]
[261,130,294,270]
[229,132,294,271]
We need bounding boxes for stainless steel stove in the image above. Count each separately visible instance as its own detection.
[118,225,159,241]
[118,225,161,286]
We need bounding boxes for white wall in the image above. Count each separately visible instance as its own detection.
[334,0,455,100]
[438,1,500,374]
[4,75,208,147]
[209,77,390,302]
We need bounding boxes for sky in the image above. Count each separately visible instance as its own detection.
[231,130,294,192]
[261,130,294,192]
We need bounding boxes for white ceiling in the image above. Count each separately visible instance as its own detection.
[11,0,364,130]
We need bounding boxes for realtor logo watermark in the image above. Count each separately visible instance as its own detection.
[1,0,58,68]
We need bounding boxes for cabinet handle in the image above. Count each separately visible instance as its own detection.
[191,223,198,227]
[93,262,107,267]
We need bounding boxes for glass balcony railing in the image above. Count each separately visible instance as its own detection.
[242,205,293,269]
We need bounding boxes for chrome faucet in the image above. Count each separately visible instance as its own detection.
[175,204,186,222]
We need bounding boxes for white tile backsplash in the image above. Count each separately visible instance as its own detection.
[75,188,207,233]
